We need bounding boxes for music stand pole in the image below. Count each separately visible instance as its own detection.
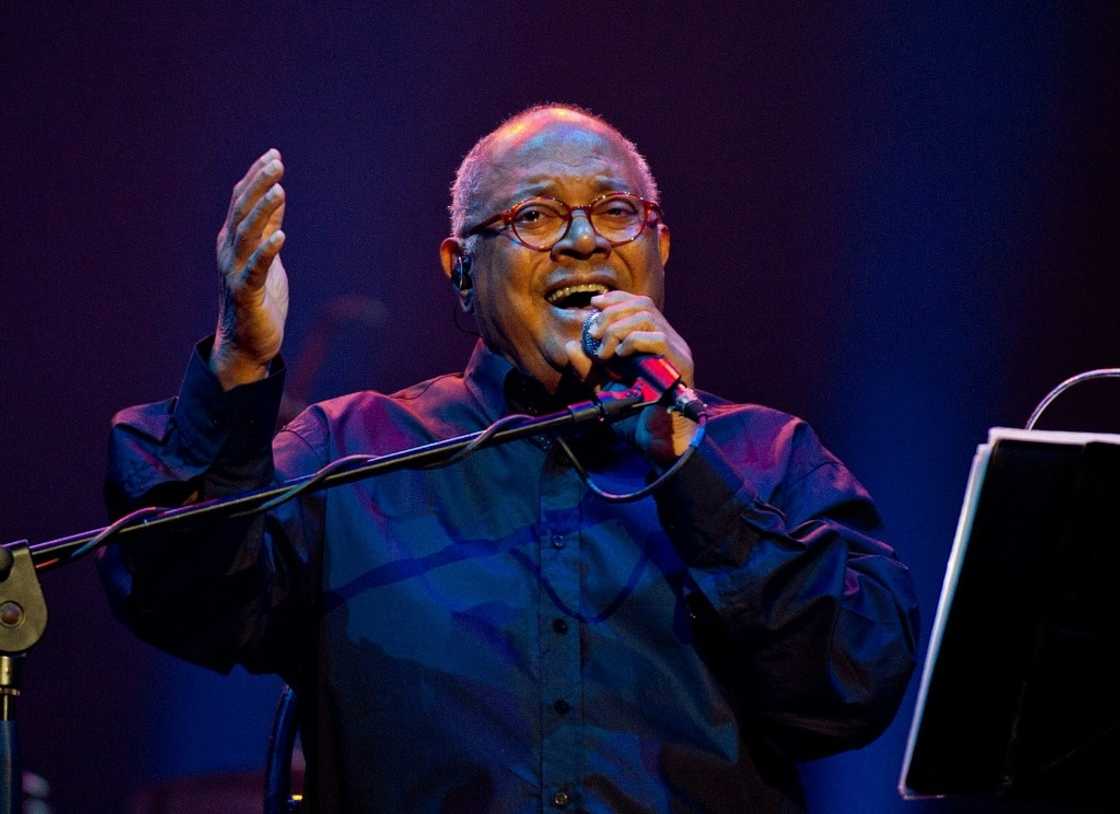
[0,542,47,814]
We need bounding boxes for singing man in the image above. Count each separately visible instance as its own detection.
[100,103,919,812]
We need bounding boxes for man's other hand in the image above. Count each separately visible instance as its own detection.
[211,148,289,390]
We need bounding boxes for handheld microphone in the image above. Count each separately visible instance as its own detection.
[581,315,707,421]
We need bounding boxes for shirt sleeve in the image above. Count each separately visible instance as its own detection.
[97,339,327,680]
[653,411,920,760]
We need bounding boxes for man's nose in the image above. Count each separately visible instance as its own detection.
[551,211,610,260]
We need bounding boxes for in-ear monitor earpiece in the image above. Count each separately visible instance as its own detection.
[452,254,474,292]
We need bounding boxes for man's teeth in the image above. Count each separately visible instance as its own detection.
[546,284,609,305]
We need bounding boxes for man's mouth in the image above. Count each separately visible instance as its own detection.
[545,283,611,309]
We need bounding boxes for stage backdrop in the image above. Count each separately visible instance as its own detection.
[5,3,1118,812]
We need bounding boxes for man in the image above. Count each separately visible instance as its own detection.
[100,104,919,812]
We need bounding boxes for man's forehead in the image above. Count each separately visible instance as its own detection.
[474,114,642,205]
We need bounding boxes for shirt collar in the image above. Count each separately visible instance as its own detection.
[462,340,596,420]
[462,340,514,422]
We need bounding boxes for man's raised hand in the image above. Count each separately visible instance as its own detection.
[211,148,289,390]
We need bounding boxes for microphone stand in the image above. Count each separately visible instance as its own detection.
[0,388,648,812]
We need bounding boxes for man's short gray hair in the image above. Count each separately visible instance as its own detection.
[449,103,660,238]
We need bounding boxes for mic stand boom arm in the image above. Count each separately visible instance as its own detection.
[0,387,648,811]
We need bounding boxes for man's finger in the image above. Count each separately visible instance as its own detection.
[243,230,286,290]
[615,332,695,386]
[615,331,667,358]
[589,291,655,317]
[235,184,285,263]
[231,148,280,201]
[228,157,284,228]
[263,199,286,238]
[590,290,649,307]
[594,312,658,357]
[588,297,660,339]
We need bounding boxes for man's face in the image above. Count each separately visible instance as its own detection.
[445,113,670,392]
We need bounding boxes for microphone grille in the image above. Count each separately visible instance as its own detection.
[581,314,602,357]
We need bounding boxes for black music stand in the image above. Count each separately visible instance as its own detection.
[900,427,1120,806]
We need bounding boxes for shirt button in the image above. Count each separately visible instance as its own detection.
[550,534,566,549]
[552,618,569,634]
[553,698,571,715]
[552,790,570,808]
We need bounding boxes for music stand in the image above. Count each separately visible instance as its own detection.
[899,427,1120,806]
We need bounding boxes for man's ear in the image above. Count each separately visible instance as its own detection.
[656,222,671,268]
[439,237,474,311]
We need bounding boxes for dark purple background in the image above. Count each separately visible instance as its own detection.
[5,4,1119,811]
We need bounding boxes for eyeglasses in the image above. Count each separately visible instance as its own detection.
[462,191,663,252]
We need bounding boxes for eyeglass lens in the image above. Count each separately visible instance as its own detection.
[512,195,646,249]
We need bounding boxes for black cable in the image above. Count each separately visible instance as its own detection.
[231,452,380,518]
[556,413,708,502]
[418,412,535,468]
[54,410,541,564]
[49,387,658,566]
[67,504,166,561]
[451,302,481,338]
[234,412,537,516]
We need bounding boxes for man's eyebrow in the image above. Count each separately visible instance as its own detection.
[509,176,635,204]
[511,182,551,200]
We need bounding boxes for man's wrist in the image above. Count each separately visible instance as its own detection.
[176,338,286,465]
[636,409,700,466]
[209,342,272,390]
[667,413,699,456]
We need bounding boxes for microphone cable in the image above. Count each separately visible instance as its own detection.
[231,410,539,518]
[54,395,708,567]
[51,412,539,568]
[555,412,708,503]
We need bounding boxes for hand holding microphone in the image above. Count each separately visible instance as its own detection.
[580,314,706,421]
[565,291,705,461]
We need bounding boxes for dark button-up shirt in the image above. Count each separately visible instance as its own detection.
[99,340,919,812]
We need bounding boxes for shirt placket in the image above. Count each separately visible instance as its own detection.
[537,444,585,811]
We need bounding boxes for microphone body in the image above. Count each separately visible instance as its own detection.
[581,316,707,421]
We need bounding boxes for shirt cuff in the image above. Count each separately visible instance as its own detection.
[172,337,286,465]
[654,433,773,567]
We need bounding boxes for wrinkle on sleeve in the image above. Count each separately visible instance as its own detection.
[98,340,327,679]
[654,411,920,759]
